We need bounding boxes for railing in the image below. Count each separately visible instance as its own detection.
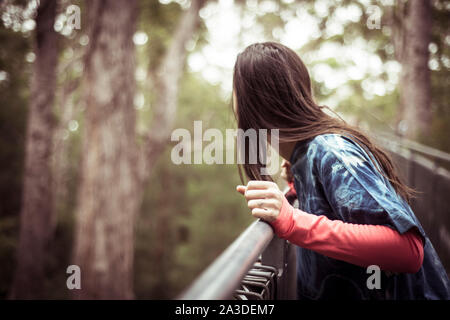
[374,131,450,165]
[178,192,297,300]
[373,132,450,273]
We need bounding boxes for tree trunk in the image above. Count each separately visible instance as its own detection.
[397,0,432,139]
[140,0,206,180]
[51,76,80,237]
[72,0,205,299]
[51,46,84,238]
[72,0,140,299]
[9,0,58,299]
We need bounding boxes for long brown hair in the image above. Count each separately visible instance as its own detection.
[232,42,417,203]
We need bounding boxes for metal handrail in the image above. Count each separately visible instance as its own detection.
[375,132,450,273]
[178,219,275,300]
[374,131,450,164]
[355,109,450,163]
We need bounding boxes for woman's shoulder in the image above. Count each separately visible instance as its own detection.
[301,133,361,160]
[290,133,365,171]
[290,133,375,173]
[304,133,375,172]
[308,133,359,152]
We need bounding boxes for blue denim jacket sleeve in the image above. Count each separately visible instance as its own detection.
[310,134,425,238]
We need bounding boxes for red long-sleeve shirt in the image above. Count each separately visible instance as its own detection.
[269,196,424,273]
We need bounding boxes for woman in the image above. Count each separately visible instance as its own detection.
[234,42,450,300]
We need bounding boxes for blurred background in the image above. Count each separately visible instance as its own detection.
[0,0,449,299]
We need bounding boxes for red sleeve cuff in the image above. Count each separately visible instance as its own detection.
[269,196,295,238]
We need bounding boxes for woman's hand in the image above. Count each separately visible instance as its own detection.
[280,160,293,183]
[236,180,284,222]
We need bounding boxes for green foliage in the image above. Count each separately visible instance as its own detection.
[138,0,183,74]
[0,18,30,299]
[0,25,30,218]
[425,0,450,152]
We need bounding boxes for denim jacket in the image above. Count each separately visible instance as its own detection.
[289,133,450,300]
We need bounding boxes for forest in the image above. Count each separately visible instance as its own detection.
[0,0,449,299]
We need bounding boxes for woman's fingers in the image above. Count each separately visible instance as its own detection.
[246,180,276,190]
[236,180,283,223]
[281,160,291,169]
[243,189,275,200]
[236,181,277,197]
[247,199,265,209]
[236,185,246,195]
[281,160,294,182]
[251,208,268,219]
[247,199,278,209]
[237,180,277,193]
[251,207,278,222]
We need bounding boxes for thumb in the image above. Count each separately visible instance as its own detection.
[236,185,246,195]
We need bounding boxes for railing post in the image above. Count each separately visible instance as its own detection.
[261,236,297,299]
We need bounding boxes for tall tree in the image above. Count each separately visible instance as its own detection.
[73,0,205,299]
[395,0,432,138]
[9,0,58,299]
[51,47,83,239]
[140,0,207,180]
[73,0,140,299]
